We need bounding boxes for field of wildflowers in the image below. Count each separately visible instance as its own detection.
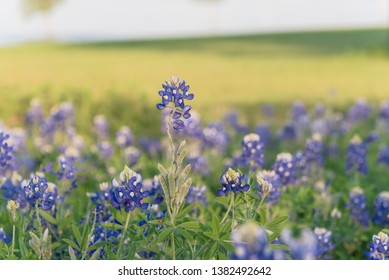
[1,29,389,260]
[1,75,389,260]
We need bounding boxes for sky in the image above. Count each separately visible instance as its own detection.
[0,0,388,45]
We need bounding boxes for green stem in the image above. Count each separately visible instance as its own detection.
[221,193,235,224]
[11,224,16,257]
[35,203,43,237]
[117,211,131,258]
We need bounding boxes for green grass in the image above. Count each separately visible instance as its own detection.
[0,28,389,128]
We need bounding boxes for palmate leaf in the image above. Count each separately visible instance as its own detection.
[68,245,77,260]
[63,238,80,251]
[72,224,82,247]
[155,227,174,243]
[175,141,188,167]
[38,210,57,225]
[176,203,196,218]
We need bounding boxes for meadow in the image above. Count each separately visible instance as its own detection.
[0,28,389,260]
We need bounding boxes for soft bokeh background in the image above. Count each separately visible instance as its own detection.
[1,0,389,131]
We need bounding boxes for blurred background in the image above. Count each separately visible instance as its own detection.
[0,0,389,131]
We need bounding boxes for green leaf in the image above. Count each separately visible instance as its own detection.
[68,245,77,260]
[38,210,57,225]
[203,243,218,259]
[218,240,234,252]
[176,204,196,218]
[63,238,80,251]
[72,225,82,247]
[382,229,389,234]
[87,241,108,252]
[102,223,124,230]
[266,215,288,228]
[259,207,267,225]
[177,221,200,231]
[269,244,290,251]
[176,228,194,243]
[211,215,220,236]
[108,206,125,224]
[107,251,118,260]
[90,249,101,260]
[155,227,173,243]
[221,220,232,234]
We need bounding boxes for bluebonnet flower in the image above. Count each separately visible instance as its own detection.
[187,153,210,176]
[156,76,194,130]
[347,99,371,123]
[43,154,78,189]
[347,187,370,227]
[88,225,121,258]
[273,153,297,187]
[25,98,44,127]
[143,176,164,205]
[373,192,389,226]
[224,112,249,134]
[50,102,75,130]
[314,227,334,259]
[217,168,250,196]
[364,131,379,145]
[124,146,141,167]
[279,123,296,141]
[202,123,228,154]
[305,133,324,166]
[138,207,166,231]
[232,222,277,260]
[377,146,389,167]
[290,101,307,122]
[93,115,109,139]
[115,126,134,149]
[139,137,162,157]
[88,182,113,223]
[293,150,307,173]
[109,166,149,212]
[0,132,13,169]
[281,228,318,260]
[368,231,389,260]
[0,228,11,243]
[23,176,57,210]
[256,170,282,206]
[379,101,389,121]
[255,124,271,145]
[241,133,265,170]
[0,172,28,209]
[346,135,368,176]
[97,141,114,159]
[186,185,208,205]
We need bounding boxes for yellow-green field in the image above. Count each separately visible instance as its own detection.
[0,28,388,127]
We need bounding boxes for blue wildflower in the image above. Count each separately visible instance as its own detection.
[93,115,109,140]
[23,176,57,210]
[186,185,208,205]
[241,133,265,171]
[124,146,141,167]
[368,232,389,260]
[347,187,370,227]
[0,132,13,169]
[377,146,389,167]
[202,122,228,154]
[281,228,318,260]
[156,76,194,130]
[314,227,334,259]
[279,123,296,141]
[347,99,371,123]
[218,168,250,196]
[187,153,210,176]
[255,124,271,145]
[115,126,134,149]
[305,133,324,166]
[143,176,164,205]
[232,222,278,260]
[346,135,368,176]
[273,153,297,187]
[373,192,389,226]
[109,166,149,212]
[0,227,11,244]
[257,170,282,206]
